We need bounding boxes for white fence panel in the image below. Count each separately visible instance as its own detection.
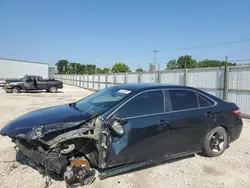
[188,68,224,89]
[94,75,99,82]
[161,71,184,85]
[141,73,155,83]
[83,75,88,88]
[127,73,138,83]
[94,83,99,90]
[116,74,125,84]
[107,74,114,83]
[229,66,250,90]
[100,83,106,89]
[89,75,93,81]
[100,75,106,83]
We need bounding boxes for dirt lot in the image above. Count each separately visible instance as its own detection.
[0,85,250,188]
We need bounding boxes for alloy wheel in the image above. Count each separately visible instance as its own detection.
[12,88,18,94]
[209,132,225,153]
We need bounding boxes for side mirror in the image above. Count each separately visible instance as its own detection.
[110,120,125,136]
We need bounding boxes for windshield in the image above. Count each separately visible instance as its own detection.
[74,87,131,118]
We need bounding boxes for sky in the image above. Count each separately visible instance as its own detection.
[0,0,250,70]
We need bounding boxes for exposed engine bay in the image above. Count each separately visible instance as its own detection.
[12,116,110,187]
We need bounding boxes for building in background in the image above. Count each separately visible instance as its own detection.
[0,58,49,79]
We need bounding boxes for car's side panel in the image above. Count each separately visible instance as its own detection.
[167,108,216,155]
[105,113,170,167]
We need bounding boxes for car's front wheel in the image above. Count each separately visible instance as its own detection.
[202,126,228,157]
[11,86,21,94]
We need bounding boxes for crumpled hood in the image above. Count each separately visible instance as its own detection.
[0,104,92,138]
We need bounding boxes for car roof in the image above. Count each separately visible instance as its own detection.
[111,83,193,92]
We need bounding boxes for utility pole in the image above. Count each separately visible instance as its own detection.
[223,56,229,101]
[74,64,77,75]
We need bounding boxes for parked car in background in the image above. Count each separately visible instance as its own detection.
[0,84,242,187]
[4,75,63,93]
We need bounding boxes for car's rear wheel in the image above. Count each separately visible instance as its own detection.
[48,86,57,93]
[12,87,21,94]
[202,126,228,157]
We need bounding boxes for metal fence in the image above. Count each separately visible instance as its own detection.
[55,65,250,117]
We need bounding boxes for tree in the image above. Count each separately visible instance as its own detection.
[136,68,143,72]
[56,60,69,74]
[166,60,177,70]
[102,68,110,73]
[111,62,131,73]
[197,60,236,68]
[177,55,197,69]
[67,62,80,74]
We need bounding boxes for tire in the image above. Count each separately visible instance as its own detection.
[11,87,21,94]
[202,126,228,157]
[48,86,57,93]
[46,89,49,92]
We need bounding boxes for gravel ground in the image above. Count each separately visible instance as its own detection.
[0,85,249,188]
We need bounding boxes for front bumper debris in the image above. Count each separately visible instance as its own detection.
[15,139,67,175]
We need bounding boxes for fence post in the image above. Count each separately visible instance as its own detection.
[114,73,117,85]
[125,72,128,83]
[223,60,229,101]
[158,71,161,83]
[79,75,81,87]
[98,74,100,90]
[184,68,188,86]
[105,73,108,88]
[138,72,141,83]
[87,74,89,89]
[83,75,85,88]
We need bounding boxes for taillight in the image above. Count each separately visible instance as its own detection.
[232,108,241,116]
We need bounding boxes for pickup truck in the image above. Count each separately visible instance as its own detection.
[4,75,63,93]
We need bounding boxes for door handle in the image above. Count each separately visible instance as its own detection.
[159,120,170,126]
[205,112,213,117]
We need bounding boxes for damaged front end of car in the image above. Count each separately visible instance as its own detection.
[4,116,111,187]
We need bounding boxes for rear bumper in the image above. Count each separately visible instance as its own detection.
[15,139,67,175]
[229,119,243,142]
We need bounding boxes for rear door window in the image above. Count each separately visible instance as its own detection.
[169,90,198,111]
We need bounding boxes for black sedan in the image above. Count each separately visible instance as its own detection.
[0,84,243,186]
